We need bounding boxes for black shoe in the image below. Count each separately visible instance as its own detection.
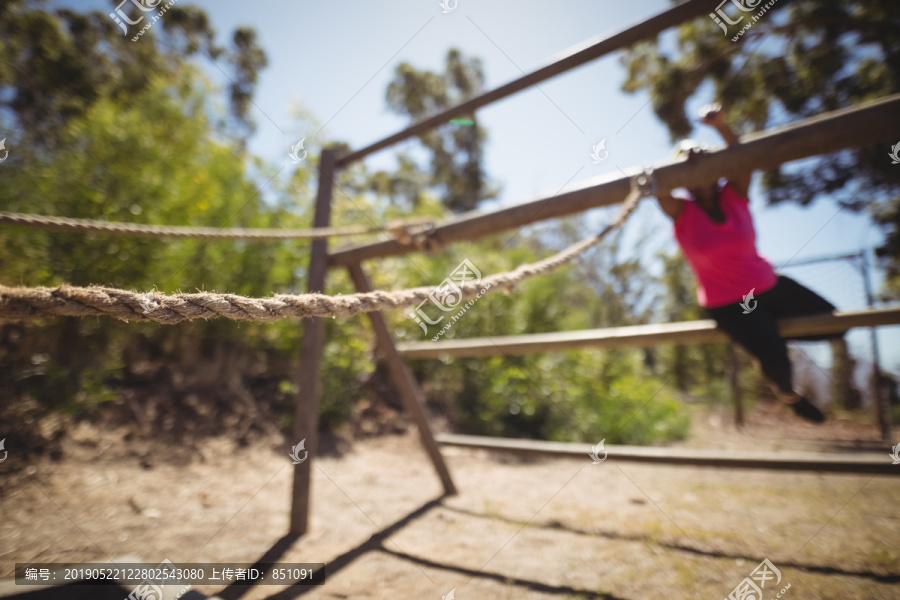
[788,397,825,423]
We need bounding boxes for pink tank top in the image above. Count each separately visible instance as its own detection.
[674,182,777,308]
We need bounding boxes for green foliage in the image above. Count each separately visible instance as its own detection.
[317,315,373,431]
[0,0,266,147]
[0,2,370,440]
[0,3,697,448]
[430,351,690,445]
[646,252,729,397]
[386,216,694,444]
[1,71,310,296]
[384,49,499,212]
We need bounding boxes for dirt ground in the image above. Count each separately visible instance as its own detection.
[1,402,899,600]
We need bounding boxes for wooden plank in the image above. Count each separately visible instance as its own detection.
[400,319,721,359]
[397,308,900,359]
[347,262,457,496]
[329,94,900,267]
[334,0,713,168]
[436,434,900,475]
[290,149,337,535]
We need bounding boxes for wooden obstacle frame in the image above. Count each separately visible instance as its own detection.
[288,0,900,534]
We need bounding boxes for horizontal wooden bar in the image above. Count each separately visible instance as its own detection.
[436,434,899,475]
[329,93,900,267]
[397,307,900,359]
[335,0,712,167]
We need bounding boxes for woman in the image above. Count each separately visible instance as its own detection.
[655,103,839,423]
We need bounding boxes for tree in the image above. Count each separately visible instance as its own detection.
[0,1,374,451]
[0,0,267,149]
[657,251,705,392]
[384,49,500,212]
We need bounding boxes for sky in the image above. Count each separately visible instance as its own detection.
[56,0,898,377]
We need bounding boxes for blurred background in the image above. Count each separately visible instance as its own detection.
[2,0,898,459]
[0,0,898,496]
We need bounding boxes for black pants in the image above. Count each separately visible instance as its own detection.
[705,276,840,394]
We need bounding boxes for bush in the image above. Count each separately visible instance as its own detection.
[421,348,691,446]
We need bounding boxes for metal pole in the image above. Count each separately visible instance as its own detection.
[859,250,891,440]
[289,149,336,535]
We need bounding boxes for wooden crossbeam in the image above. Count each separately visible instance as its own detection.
[334,0,713,167]
[329,94,900,267]
[397,307,900,359]
[436,434,899,475]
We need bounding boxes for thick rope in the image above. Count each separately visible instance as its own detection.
[0,183,643,324]
[0,211,390,240]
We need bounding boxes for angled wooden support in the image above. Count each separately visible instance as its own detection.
[347,262,457,496]
[290,149,337,535]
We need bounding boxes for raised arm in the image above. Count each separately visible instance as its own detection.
[699,103,751,199]
[655,189,684,221]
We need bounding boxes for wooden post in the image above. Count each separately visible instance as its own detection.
[347,262,457,496]
[289,149,336,535]
[728,344,743,428]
